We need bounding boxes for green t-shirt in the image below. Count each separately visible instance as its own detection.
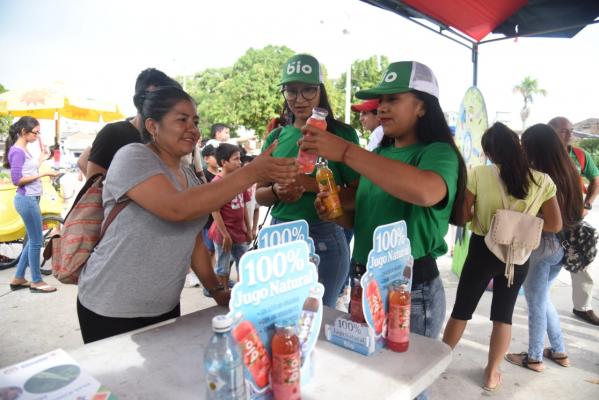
[569,146,599,180]
[262,123,359,222]
[467,165,557,236]
[353,142,459,264]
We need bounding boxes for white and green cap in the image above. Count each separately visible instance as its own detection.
[280,54,323,86]
[356,61,439,100]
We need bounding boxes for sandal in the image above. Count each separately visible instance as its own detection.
[505,352,545,372]
[10,281,31,291]
[483,373,502,392]
[543,348,570,367]
[29,284,57,293]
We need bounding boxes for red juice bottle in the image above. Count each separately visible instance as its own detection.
[231,320,271,389]
[366,277,385,335]
[350,276,365,323]
[297,107,328,174]
[271,322,301,400]
[387,282,410,352]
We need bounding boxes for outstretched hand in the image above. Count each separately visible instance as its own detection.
[251,140,298,184]
[301,125,351,163]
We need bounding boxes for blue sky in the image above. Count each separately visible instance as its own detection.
[1,0,598,128]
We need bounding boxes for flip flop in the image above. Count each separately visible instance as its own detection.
[29,284,57,293]
[543,348,570,367]
[505,352,545,372]
[483,374,503,392]
[10,281,31,291]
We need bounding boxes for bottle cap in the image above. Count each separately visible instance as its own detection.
[274,320,297,334]
[212,314,233,332]
[311,107,329,119]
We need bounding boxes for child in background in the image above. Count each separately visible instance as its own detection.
[209,144,252,287]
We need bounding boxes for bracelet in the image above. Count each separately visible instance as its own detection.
[208,284,226,295]
[271,184,280,201]
[584,202,592,210]
[340,144,351,164]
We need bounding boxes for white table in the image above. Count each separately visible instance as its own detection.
[70,306,452,399]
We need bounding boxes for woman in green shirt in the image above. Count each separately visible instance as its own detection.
[256,54,360,307]
[301,61,466,343]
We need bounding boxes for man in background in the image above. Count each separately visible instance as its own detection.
[549,116,599,325]
[351,99,383,151]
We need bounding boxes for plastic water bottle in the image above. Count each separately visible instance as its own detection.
[204,315,246,399]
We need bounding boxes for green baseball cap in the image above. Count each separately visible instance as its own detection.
[280,54,322,86]
[356,61,439,100]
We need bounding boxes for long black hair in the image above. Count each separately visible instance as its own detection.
[380,91,467,226]
[481,122,535,199]
[3,116,39,168]
[141,86,195,142]
[522,124,583,228]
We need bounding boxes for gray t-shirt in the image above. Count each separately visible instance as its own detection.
[78,143,206,318]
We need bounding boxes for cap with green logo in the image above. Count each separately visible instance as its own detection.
[280,54,323,86]
[356,61,439,100]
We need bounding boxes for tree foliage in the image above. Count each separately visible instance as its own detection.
[185,45,296,138]
[577,138,599,167]
[0,83,13,142]
[513,76,547,129]
[333,55,389,133]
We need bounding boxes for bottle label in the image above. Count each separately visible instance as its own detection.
[366,280,385,335]
[297,309,316,353]
[234,327,271,389]
[388,303,410,343]
[272,352,301,399]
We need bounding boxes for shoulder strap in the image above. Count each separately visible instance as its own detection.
[97,200,131,243]
[573,147,586,172]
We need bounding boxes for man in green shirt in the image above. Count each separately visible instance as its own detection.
[549,116,599,325]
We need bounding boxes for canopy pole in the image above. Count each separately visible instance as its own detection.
[472,43,478,87]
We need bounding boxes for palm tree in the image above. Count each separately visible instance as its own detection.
[513,76,547,130]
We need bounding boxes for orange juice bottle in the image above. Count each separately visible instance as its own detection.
[271,322,301,400]
[297,107,328,174]
[387,281,410,352]
[315,160,343,219]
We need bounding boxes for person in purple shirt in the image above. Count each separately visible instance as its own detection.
[4,116,59,293]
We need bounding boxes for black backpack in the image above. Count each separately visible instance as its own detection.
[559,221,598,273]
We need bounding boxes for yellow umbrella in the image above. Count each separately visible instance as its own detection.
[0,82,124,141]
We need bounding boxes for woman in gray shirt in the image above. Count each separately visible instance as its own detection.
[77,87,297,343]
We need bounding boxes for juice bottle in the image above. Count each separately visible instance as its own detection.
[203,315,246,400]
[271,322,301,400]
[297,287,321,359]
[387,282,411,352]
[350,277,365,323]
[315,160,343,219]
[297,107,328,174]
[231,319,271,389]
[365,277,385,335]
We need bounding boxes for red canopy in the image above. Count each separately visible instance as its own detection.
[403,0,526,41]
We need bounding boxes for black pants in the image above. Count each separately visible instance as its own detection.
[77,299,181,344]
[451,234,529,324]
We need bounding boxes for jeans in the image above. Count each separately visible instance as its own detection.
[524,233,565,360]
[272,218,349,308]
[215,243,248,277]
[410,276,446,339]
[14,193,43,283]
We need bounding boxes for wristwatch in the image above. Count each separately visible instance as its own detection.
[207,284,226,295]
[584,203,592,210]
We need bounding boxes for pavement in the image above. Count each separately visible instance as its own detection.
[1,206,598,399]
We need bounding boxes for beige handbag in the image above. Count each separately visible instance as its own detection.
[483,167,546,286]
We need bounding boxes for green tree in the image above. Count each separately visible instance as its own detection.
[577,138,599,168]
[513,76,547,130]
[185,45,296,139]
[334,55,389,134]
[0,83,13,146]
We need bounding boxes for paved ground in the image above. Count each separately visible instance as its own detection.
[1,206,598,399]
